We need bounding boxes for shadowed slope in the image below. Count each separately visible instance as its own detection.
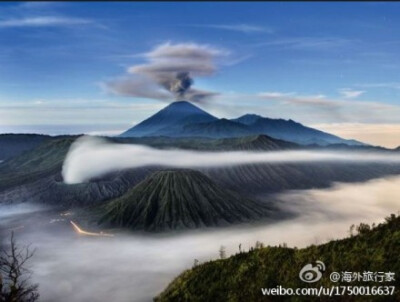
[99,170,273,231]
[0,134,52,160]
[232,114,363,146]
[120,101,217,137]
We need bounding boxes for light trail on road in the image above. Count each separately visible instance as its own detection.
[70,221,114,237]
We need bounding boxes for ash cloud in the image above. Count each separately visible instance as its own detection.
[62,136,400,184]
[106,42,224,103]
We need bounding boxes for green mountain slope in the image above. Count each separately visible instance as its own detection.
[99,170,274,231]
[0,134,52,160]
[0,137,76,191]
[204,162,400,195]
[156,214,400,301]
[112,134,298,151]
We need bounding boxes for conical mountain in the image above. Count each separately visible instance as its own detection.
[120,101,363,146]
[99,169,272,231]
[120,101,217,137]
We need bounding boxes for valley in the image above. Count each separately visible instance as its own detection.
[1,100,399,301]
[1,175,400,302]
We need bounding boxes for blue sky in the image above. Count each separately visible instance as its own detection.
[1,2,400,147]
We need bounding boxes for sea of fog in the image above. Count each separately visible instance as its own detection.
[1,175,400,302]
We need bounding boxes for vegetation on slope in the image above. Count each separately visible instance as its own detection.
[0,133,52,161]
[0,137,76,191]
[99,170,274,231]
[156,214,400,301]
[112,134,298,151]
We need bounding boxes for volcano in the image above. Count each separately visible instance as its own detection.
[98,169,273,231]
[120,101,363,146]
[120,101,217,137]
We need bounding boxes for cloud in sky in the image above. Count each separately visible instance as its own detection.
[103,77,172,101]
[312,123,400,149]
[258,92,336,108]
[207,91,400,140]
[106,42,225,103]
[0,16,94,28]
[256,37,356,51]
[257,92,295,98]
[191,23,273,34]
[0,99,164,127]
[356,82,400,90]
[338,88,365,98]
[254,91,400,120]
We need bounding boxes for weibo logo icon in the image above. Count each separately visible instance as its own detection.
[299,260,326,283]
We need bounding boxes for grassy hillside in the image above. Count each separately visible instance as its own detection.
[0,133,52,160]
[112,134,298,151]
[203,162,400,195]
[156,214,400,301]
[0,137,76,191]
[99,170,275,231]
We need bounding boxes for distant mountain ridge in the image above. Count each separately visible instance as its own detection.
[120,101,363,146]
[232,114,362,146]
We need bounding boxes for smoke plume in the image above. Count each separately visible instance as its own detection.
[107,42,224,102]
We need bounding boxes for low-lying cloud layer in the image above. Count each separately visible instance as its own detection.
[1,176,400,302]
[62,136,400,184]
[106,42,224,102]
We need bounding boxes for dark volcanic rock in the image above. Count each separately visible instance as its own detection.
[99,170,273,231]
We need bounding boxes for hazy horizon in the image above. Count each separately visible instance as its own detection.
[1,2,400,148]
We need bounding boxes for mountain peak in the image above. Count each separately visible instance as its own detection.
[242,113,262,119]
[120,101,217,137]
[232,114,263,125]
[161,100,209,114]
